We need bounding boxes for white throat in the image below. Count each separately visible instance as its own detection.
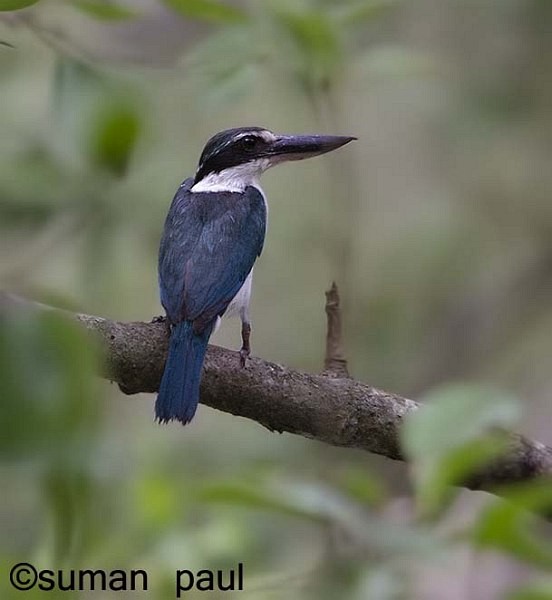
[191,158,271,193]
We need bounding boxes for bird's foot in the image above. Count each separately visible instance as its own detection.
[151,315,171,336]
[239,346,250,368]
[240,322,251,368]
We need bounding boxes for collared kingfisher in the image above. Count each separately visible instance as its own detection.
[156,126,356,424]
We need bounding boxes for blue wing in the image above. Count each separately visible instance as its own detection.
[158,179,266,333]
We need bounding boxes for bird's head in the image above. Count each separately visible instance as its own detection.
[192,126,356,192]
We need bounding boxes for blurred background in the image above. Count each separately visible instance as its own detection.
[1,0,551,598]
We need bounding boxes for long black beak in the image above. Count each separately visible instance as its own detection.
[269,134,356,162]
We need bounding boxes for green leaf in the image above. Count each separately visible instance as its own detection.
[0,310,101,459]
[473,479,552,570]
[163,0,247,24]
[88,102,141,176]
[402,384,520,518]
[70,0,137,20]
[0,0,40,10]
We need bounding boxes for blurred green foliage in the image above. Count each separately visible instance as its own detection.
[88,101,141,176]
[70,0,137,21]
[402,383,520,518]
[473,480,552,570]
[0,310,100,459]
[1,0,552,598]
[508,582,552,600]
[0,0,40,11]
[163,0,247,24]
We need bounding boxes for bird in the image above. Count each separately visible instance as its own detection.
[156,126,356,425]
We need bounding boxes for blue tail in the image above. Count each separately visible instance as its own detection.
[155,321,211,424]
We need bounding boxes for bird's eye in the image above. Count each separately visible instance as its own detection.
[241,135,258,150]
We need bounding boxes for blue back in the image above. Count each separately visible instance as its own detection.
[158,179,267,333]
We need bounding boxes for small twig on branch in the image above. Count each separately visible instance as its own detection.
[323,282,349,378]
[1,291,552,510]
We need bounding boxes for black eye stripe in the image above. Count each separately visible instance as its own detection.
[194,128,272,183]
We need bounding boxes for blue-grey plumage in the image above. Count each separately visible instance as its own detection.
[158,178,266,329]
[157,179,266,423]
[156,126,356,425]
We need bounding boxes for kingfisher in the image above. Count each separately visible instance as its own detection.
[156,126,356,424]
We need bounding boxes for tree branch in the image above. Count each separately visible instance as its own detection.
[2,291,552,501]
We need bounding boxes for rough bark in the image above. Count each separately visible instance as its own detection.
[1,291,552,501]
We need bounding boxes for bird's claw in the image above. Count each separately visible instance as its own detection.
[239,347,250,368]
[151,315,171,336]
[240,322,251,368]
